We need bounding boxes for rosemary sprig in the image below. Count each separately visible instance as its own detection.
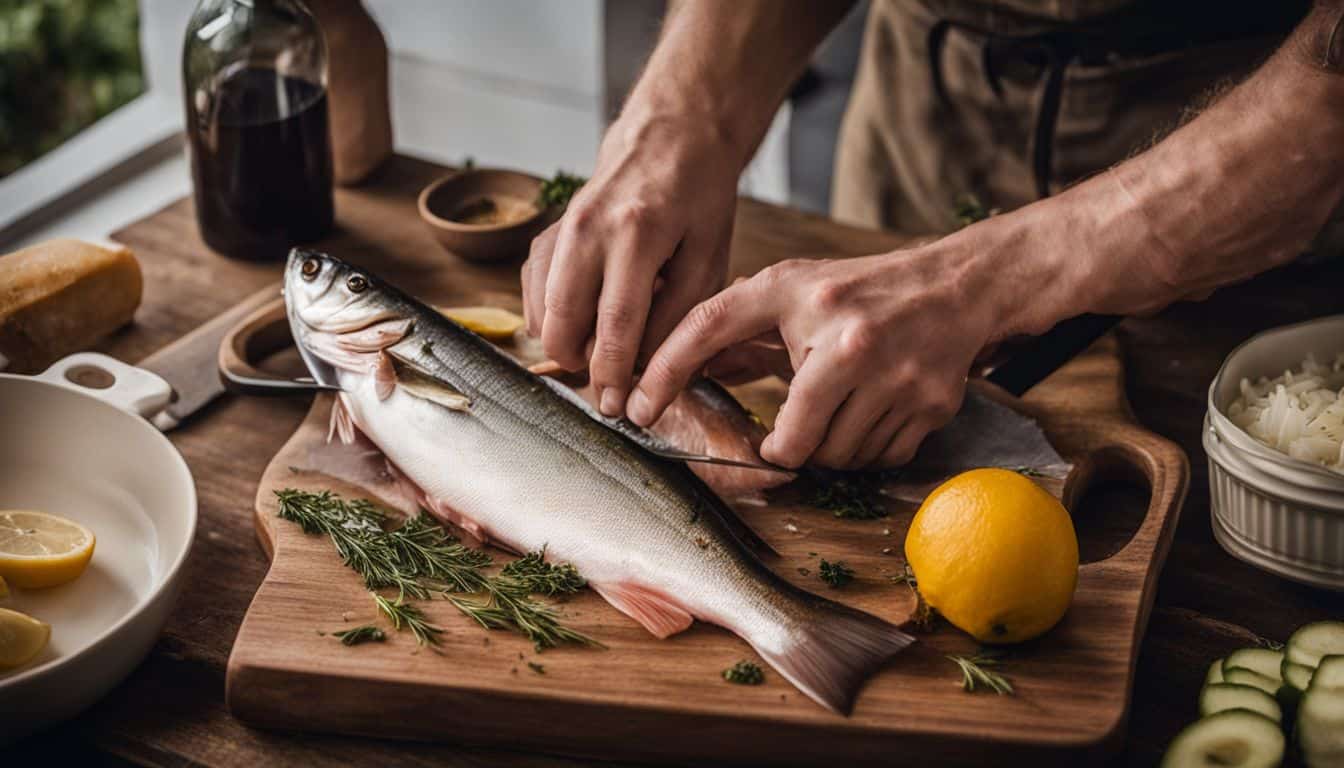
[722,660,765,685]
[448,584,601,652]
[372,592,446,648]
[948,651,1014,695]
[499,547,586,595]
[384,513,491,594]
[818,559,855,588]
[331,625,386,646]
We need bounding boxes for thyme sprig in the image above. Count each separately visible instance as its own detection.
[948,651,1014,695]
[818,559,855,588]
[331,625,386,646]
[373,592,446,649]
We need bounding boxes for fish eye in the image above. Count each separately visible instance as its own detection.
[347,274,368,293]
[300,258,320,280]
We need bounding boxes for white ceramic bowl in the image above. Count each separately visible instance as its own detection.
[1205,315,1344,590]
[0,353,196,741]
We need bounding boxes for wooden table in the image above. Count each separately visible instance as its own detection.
[11,155,1344,766]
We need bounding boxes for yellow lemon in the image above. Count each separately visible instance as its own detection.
[0,510,96,589]
[439,306,525,342]
[0,607,51,669]
[904,468,1078,644]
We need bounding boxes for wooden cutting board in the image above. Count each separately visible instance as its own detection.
[218,157,1188,766]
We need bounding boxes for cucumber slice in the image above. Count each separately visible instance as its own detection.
[1160,710,1285,768]
[1225,667,1282,697]
[1225,648,1285,683]
[1199,683,1282,722]
[1287,622,1344,669]
[1208,658,1227,686]
[1298,688,1344,764]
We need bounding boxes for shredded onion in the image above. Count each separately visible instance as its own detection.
[1227,353,1344,473]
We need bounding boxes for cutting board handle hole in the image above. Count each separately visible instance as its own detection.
[1066,446,1152,564]
[64,364,115,390]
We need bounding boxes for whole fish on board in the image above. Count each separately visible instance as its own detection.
[283,249,913,714]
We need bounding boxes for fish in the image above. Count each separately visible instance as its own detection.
[283,249,913,714]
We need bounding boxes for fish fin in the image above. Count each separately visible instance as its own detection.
[418,492,489,548]
[751,601,913,715]
[374,352,397,401]
[388,356,471,411]
[328,394,356,445]
[590,582,694,639]
[335,318,412,353]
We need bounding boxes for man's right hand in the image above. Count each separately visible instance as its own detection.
[522,114,740,416]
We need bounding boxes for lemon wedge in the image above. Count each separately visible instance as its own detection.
[0,607,51,669]
[0,511,96,589]
[439,306,525,341]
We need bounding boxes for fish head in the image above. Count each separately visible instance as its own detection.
[284,248,411,388]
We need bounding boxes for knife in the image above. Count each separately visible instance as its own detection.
[138,283,281,431]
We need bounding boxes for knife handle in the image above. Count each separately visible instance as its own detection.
[985,313,1122,397]
[218,298,332,395]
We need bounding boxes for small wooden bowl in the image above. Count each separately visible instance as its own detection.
[417,168,553,263]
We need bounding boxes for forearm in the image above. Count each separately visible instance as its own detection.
[979,2,1344,339]
[617,0,854,168]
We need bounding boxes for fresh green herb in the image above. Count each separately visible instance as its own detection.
[722,660,765,685]
[818,559,855,588]
[372,592,446,649]
[527,661,545,675]
[952,193,996,229]
[810,475,887,520]
[536,170,586,209]
[1009,465,1047,478]
[277,489,596,651]
[448,585,600,652]
[331,625,386,646]
[499,547,586,596]
[948,651,1014,695]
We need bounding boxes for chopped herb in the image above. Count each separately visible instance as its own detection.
[1009,465,1047,478]
[948,651,1014,695]
[797,567,811,577]
[372,592,445,649]
[723,660,765,685]
[809,475,886,520]
[421,340,434,356]
[331,625,386,646]
[499,548,586,596]
[527,661,545,675]
[818,559,855,588]
[536,170,586,209]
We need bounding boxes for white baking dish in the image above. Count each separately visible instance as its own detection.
[0,353,197,740]
[1205,315,1344,590]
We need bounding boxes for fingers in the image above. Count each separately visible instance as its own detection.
[704,332,793,384]
[540,216,606,370]
[638,229,729,367]
[850,406,908,468]
[810,385,898,469]
[588,236,662,415]
[522,222,560,337]
[628,277,779,427]
[759,353,854,468]
[878,415,942,467]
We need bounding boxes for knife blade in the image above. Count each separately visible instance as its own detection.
[138,283,281,431]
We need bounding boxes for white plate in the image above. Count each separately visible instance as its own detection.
[0,353,196,741]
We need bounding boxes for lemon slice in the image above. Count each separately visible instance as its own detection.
[0,511,96,589]
[0,607,51,669]
[439,306,525,342]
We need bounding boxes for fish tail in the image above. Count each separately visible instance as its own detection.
[755,602,913,715]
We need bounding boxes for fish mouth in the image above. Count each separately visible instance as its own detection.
[283,248,391,390]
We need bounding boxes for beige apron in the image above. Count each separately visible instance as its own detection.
[832,0,1342,255]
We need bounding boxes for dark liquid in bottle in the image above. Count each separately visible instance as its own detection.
[187,67,333,260]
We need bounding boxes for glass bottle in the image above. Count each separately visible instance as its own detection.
[182,0,334,261]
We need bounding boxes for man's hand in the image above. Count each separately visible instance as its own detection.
[522,117,737,416]
[627,248,1004,469]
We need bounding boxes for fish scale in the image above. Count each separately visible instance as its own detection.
[284,248,913,714]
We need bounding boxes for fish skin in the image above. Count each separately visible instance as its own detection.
[283,249,913,714]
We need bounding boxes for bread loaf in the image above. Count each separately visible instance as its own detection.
[0,239,142,373]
